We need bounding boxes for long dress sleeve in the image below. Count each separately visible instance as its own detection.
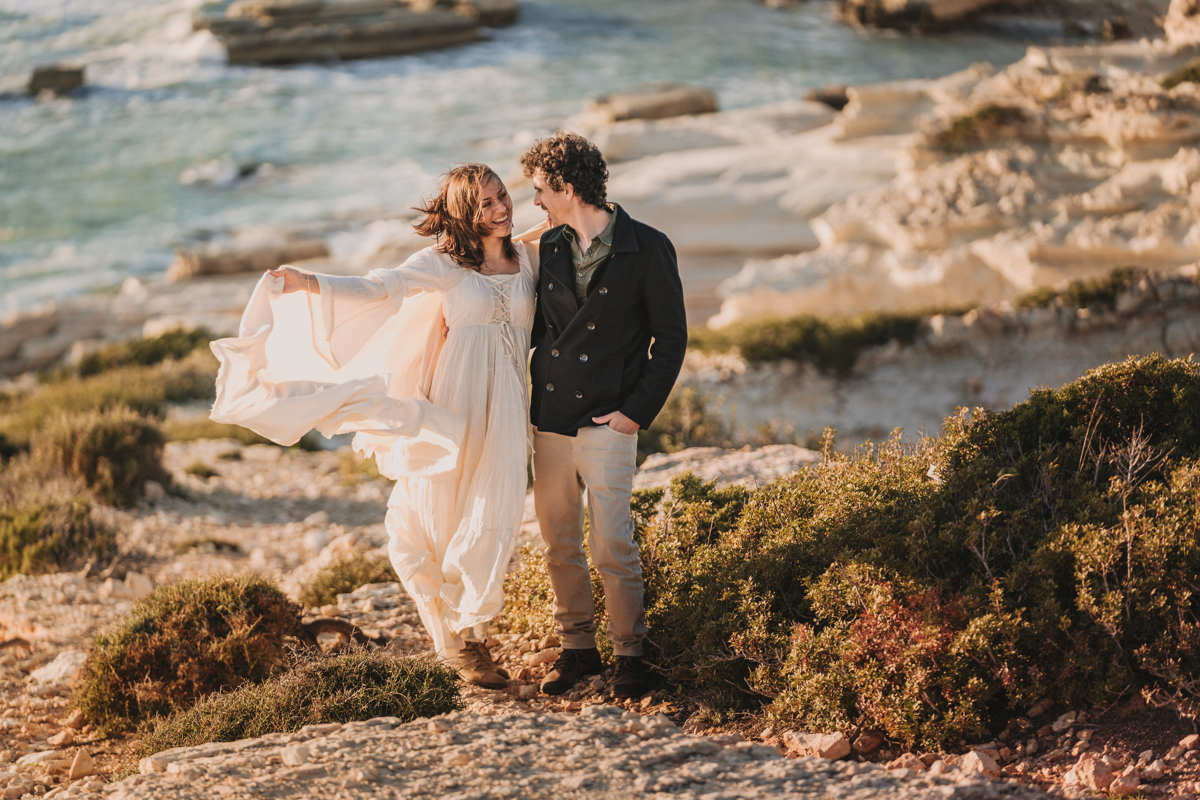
[209,248,466,478]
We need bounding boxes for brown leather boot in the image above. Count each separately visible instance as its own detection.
[540,647,604,695]
[448,641,508,689]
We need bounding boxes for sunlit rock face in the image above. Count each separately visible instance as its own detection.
[711,41,1200,328]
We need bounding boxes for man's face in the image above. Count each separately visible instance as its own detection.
[531,170,573,228]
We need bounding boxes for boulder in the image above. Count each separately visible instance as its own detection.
[195,1,516,66]
[1071,755,1115,792]
[959,750,1000,779]
[782,731,851,760]
[27,650,88,693]
[586,83,718,124]
[28,65,85,96]
[167,234,329,281]
[1166,0,1200,43]
[838,0,1001,28]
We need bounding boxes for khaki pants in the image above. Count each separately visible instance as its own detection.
[532,425,646,657]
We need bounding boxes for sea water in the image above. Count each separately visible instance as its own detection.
[0,0,1031,312]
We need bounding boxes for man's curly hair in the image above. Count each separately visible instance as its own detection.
[520,131,608,210]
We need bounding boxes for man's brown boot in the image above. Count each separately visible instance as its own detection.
[448,641,508,689]
[540,647,604,695]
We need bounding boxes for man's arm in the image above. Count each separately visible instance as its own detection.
[617,239,687,428]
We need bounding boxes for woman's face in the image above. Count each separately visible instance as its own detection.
[478,175,513,239]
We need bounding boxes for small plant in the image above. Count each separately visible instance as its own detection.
[1162,57,1200,90]
[173,537,240,556]
[934,105,1028,151]
[162,417,273,446]
[639,388,732,457]
[338,450,384,484]
[1015,267,1140,311]
[0,353,217,447]
[0,462,116,580]
[687,310,943,373]
[133,649,462,761]
[298,552,398,609]
[184,461,219,480]
[31,407,168,508]
[74,327,216,378]
[73,574,302,734]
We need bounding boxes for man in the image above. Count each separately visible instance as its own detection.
[519,131,687,699]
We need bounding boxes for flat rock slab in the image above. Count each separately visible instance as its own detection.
[98,707,1049,800]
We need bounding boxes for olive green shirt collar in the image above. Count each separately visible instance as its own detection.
[564,203,618,305]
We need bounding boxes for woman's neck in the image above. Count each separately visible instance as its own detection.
[481,236,507,263]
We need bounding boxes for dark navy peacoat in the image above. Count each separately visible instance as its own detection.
[529,205,687,435]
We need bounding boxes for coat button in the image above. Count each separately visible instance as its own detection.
[579,354,588,362]
[598,287,608,295]
[551,349,559,357]
[546,383,555,392]
[548,282,554,290]
[587,322,595,330]
[575,391,583,399]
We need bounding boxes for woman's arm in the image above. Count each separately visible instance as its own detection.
[268,265,317,294]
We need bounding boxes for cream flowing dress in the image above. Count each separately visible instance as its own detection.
[209,242,537,655]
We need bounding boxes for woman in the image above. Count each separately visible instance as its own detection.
[210,164,543,688]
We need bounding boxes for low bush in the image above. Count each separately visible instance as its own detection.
[299,552,399,610]
[503,355,1200,748]
[933,105,1028,151]
[338,449,384,484]
[688,311,937,374]
[73,574,302,734]
[0,461,116,580]
[161,417,274,446]
[71,328,216,378]
[0,352,217,448]
[1162,57,1200,90]
[1015,267,1140,311]
[31,407,168,508]
[638,388,732,458]
[134,649,462,760]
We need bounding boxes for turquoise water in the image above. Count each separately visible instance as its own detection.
[0,0,1031,311]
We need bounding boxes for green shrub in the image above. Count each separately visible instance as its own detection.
[688,311,937,374]
[31,407,168,508]
[298,553,398,610]
[134,649,462,760]
[1015,267,1140,311]
[638,388,732,457]
[933,105,1028,151]
[73,574,302,734]
[503,354,1200,747]
[338,450,384,484]
[0,463,116,580]
[184,461,219,480]
[0,353,217,447]
[1162,57,1200,90]
[73,328,217,378]
[162,418,274,446]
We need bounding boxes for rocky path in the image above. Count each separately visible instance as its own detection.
[116,707,1046,800]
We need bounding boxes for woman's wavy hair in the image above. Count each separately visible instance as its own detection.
[519,131,608,210]
[413,164,516,272]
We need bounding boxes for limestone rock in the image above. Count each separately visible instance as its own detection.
[168,234,329,281]
[586,83,718,124]
[1070,755,1115,791]
[26,649,87,692]
[838,0,1000,28]
[28,65,85,96]
[783,731,851,760]
[959,750,1000,779]
[886,753,927,771]
[853,732,883,754]
[1166,0,1200,43]
[68,749,94,780]
[1051,710,1077,732]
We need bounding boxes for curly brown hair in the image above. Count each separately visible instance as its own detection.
[412,164,516,272]
[519,131,608,210]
